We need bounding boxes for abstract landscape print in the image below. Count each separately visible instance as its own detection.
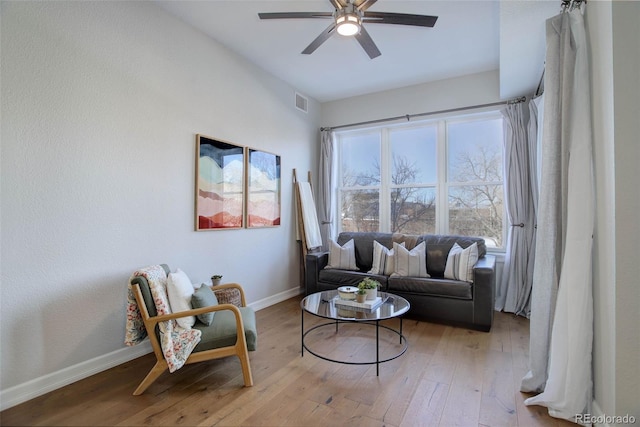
[196,135,245,230]
[246,148,281,228]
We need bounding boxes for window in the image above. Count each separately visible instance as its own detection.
[336,111,505,248]
[339,132,380,232]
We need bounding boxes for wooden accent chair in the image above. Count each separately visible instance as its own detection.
[129,264,256,395]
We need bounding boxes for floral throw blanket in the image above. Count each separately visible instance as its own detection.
[125,265,201,372]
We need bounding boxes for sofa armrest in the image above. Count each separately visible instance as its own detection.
[305,251,328,295]
[472,255,496,331]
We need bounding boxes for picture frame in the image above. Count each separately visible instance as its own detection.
[246,148,281,228]
[195,134,245,231]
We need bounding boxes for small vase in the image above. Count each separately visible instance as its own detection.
[365,288,377,300]
[356,293,366,303]
[211,278,221,286]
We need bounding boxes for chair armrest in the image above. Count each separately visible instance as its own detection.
[305,251,328,295]
[212,282,246,307]
[472,255,496,330]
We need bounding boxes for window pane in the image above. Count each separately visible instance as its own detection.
[448,184,504,247]
[340,133,380,187]
[390,126,437,183]
[448,119,503,183]
[390,187,436,234]
[341,189,379,232]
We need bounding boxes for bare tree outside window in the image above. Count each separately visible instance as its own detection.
[341,189,379,232]
[448,138,504,247]
[341,156,436,233]
[390,156,436,234]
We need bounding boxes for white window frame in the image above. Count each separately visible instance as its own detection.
[335,108,505,249]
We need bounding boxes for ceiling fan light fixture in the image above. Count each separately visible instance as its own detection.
[335,7,362,36]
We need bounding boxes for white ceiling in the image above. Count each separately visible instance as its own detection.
[157,0,559,103]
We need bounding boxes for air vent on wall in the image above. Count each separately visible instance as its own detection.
[295,92,308,113]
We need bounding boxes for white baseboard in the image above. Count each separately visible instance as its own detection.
[249,286,303,312]
[0,286,303,411]
[0,341,152,411]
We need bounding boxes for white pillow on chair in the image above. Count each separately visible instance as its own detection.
[167,268,196,329]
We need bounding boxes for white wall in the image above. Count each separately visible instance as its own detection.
[321,70,502,128]
[587,1,640,422]
[0,1,319,408]
[586,1,617,419]
[610,1,640,420]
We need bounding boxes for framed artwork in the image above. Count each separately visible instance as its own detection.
[246,148,281,228]
[195,135,245,230]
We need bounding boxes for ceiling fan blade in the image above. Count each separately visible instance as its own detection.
[355,26,381,59]
[363,11,438,27]
[354,0,378,12]
[258,12,333,20]
[329,0,347,9]
[302,23,337,55]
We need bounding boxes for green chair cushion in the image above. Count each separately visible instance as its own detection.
[193,306,257,352]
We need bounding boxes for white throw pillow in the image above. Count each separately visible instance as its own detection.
[391,241,429,278]
[166,268,196,329]
[368,240,404,275]
[325,239,358,271]
[444,242,479,282]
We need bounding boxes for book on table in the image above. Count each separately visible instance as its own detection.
[333,296,386,311]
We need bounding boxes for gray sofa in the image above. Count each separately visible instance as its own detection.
[305,232,496,331]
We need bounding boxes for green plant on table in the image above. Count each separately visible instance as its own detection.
[358,277,380,290]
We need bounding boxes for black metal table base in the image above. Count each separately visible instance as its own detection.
[301,313,408,376]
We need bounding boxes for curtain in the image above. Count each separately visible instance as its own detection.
[495,101,537,316]
[318,129,335,251]
[529,95,543,216]
[523,7,594,424]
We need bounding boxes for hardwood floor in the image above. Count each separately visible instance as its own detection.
[1,296,575,426]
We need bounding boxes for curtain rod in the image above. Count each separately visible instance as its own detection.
[321,96,526,132]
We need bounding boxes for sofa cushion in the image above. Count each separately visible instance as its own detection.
[391,242,429,278]
[444,242,479,282]
[336,232,486,275]
[193,306,257,352]
[319,269,388,288]
[325,239,358,271]
[388,276,472,300]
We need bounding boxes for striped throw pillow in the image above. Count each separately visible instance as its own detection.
[391,241,429,278]
[444,243,479,282]
[325,239,358,271]
[368,241,404,275]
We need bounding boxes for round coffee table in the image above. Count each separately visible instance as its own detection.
[300,290,410,375]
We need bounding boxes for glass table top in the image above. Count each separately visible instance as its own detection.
[301,290,410,321]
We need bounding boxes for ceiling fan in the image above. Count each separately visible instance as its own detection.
[258,0,438,59]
